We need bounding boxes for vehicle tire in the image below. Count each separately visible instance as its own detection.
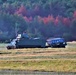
[62,46,65,48]
[7,46,11,50]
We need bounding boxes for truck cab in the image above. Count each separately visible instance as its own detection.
[47,38,67,48]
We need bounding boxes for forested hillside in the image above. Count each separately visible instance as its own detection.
[0,0,76,42]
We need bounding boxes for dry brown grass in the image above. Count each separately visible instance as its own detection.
[0,42,76,72]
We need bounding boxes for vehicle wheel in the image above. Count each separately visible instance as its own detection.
[62,46,65,48]
[7,46,11,50]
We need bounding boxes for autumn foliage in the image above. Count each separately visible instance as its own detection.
[16,5,27,16]
[15,5,75,26]
[73,11,76,19]
[0,0,76,42]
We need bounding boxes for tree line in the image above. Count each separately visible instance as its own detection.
[0,0,76,42]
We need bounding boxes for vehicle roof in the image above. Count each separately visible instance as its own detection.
[47,38,64,41]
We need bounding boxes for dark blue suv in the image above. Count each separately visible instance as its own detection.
[47,38,67,48]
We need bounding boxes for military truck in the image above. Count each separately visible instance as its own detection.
[46,38,67,48]
[7,34,46,49]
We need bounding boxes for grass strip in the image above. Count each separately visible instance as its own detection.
[0,59,76,72]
